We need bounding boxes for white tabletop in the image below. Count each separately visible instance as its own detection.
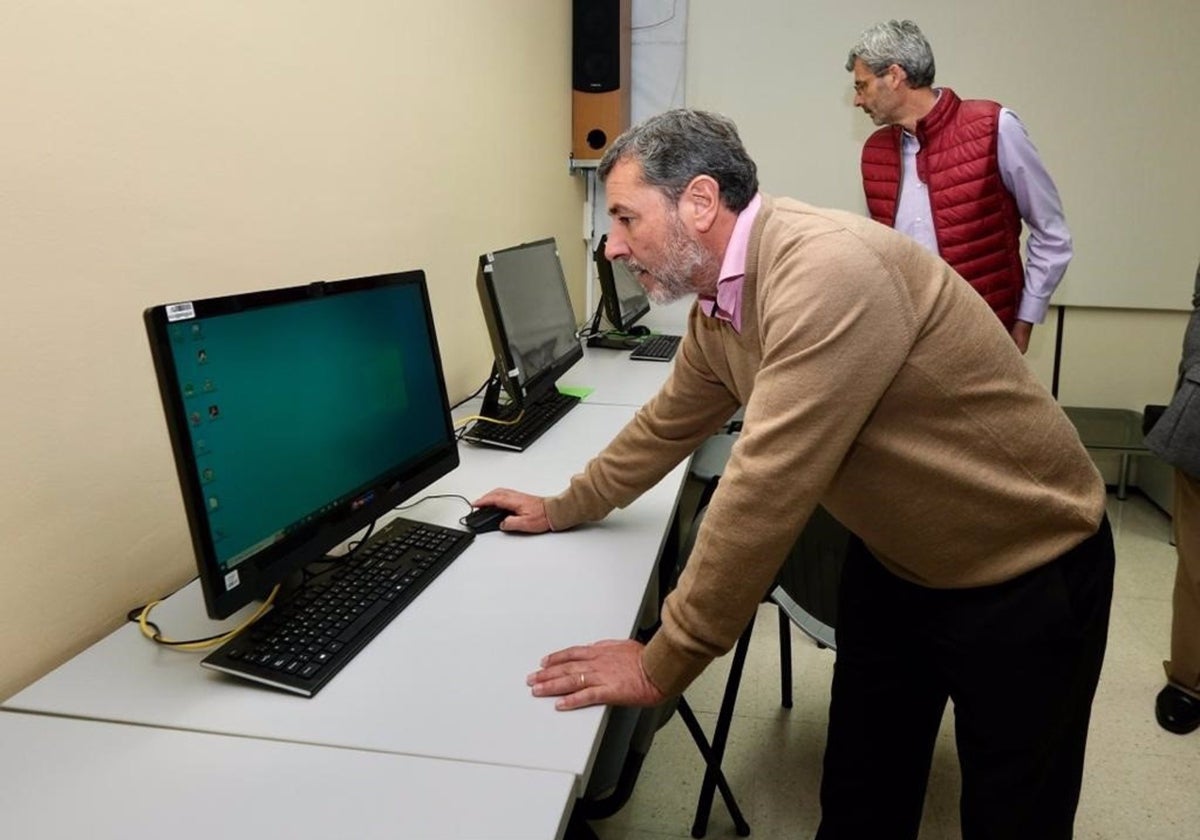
[5,403,686,795]
[563,296,692,407]
[560,346,675,407]
[0,710,573,840]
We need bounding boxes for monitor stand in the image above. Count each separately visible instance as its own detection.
[479,362,519,420]
[586,333,642,350]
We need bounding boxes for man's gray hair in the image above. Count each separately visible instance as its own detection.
[597,108,758,213]
[845,20,936,88]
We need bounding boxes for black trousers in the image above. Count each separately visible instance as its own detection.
[816,517,1115,840]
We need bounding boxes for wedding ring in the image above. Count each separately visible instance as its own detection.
[579,672,585,687]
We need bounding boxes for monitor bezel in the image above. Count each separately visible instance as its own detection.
[143,271,460,620]
[594,234,651,332]
[475,237,583,407]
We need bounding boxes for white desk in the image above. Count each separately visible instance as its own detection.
[561,345,676,407]
[562,296,692,407]
[0,710,574,840]
[5,403,686,797]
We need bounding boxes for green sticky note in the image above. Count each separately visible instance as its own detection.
[556,385,593,400]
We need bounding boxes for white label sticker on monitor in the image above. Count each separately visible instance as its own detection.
[224,569,240,591]
[165,302,196,322]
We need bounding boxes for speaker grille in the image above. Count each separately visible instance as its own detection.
[573,0,621,93]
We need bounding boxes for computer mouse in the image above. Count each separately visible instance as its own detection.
[628,325,651,337]
[463,505,513,534]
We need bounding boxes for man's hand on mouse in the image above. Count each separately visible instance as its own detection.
[471,488,551,533]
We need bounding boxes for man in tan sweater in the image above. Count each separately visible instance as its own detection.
[476,109,1113,839]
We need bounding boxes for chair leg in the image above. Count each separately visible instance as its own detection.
[778,604,793,709]
[688,613,756,838]
[675,698,751,837]
[563,800,602,840]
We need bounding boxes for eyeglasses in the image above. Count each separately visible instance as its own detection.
[853,70,888,95]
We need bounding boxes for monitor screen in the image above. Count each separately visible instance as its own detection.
[594,234,651,332]
[144,271,460,619]
[476,238,582,405]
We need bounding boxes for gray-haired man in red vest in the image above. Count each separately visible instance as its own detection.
[847,19,1072,354]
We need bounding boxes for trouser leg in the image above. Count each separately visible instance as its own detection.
[948,517,1114,840]
[816,540,948,840]
[1167,469,1200,697]
[818,520,1114,840]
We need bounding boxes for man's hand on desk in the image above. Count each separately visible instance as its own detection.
[474,489,668,710]
[528,639,667,711]
[471,488,551,533]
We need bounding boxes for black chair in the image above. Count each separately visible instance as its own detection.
[565,570,750,840]
[570,433,848,839]
[565,699,680,839]
[631,496,753,839]
[677,499,849,837]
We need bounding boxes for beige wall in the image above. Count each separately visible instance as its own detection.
[0,2,585,700]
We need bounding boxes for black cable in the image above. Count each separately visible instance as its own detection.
[344,519,376,558]
[451,373,493,411]
[320,494,474,569]
[395,492,473,513]
[307,517,379,577]
[396,493,475,528]
[579,299,606,339]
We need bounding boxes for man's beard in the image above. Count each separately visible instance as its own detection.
[625,213,717,305]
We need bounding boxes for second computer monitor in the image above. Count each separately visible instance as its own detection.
[476,237,582,407]
[594,234,651,332]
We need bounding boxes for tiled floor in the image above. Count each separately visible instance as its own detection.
[590,492,1197,839]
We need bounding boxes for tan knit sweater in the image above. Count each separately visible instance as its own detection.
[546,196,1106,697]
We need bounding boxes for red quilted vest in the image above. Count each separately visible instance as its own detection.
[861,88,1024,328]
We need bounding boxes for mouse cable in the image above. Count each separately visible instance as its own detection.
[393,493,473,515]
[394,492,475,528]
[302,517,381,578]
[128,584,280,651]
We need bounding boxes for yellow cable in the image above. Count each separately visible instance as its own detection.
[454,409,525,431]
[137,584,280,651]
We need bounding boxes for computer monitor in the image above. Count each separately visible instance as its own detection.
[144,271,460,620]
[475,237,583,410]
[594,234,651,332]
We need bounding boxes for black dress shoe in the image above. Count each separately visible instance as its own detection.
[1155,685,1200,734]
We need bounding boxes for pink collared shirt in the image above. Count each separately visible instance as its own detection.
[698,193,762,333]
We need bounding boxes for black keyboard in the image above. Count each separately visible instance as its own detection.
[629,333,681,361]
[462,389,581,451]
[201,517,473,697]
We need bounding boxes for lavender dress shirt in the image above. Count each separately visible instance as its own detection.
[894,98,1073,325]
